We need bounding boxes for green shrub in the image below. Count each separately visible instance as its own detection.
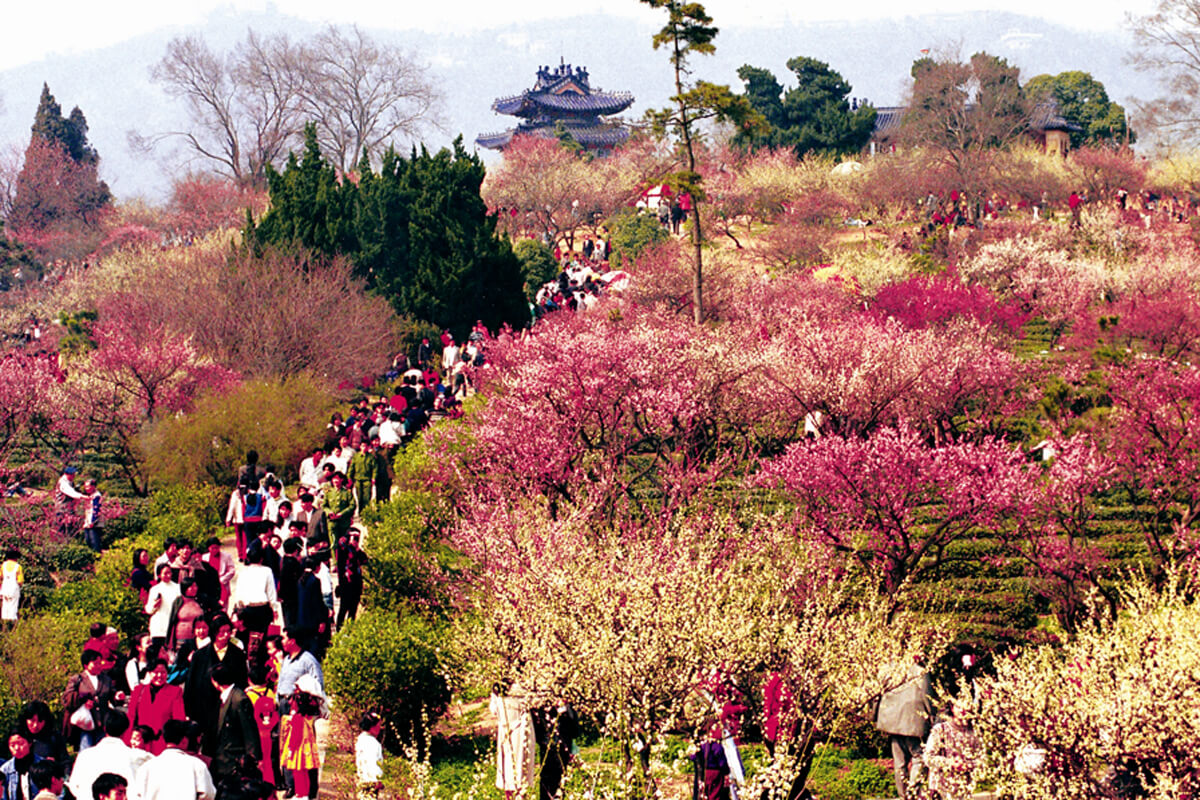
[104,496,149,543]
[391,435,442,493]
[803,746,895,800]
[142,375,339,487]
[325,608,450,749]
[831,717,889,759]
[513,238,559,296]
[144,513,214,550]
[0,611,91,724]
[605,210,668,268]
[844,758,894,797]
[147,484,225,528]
[359,491,459,615]
[18,585,54,614]
[49,544,146,638]
[49,543,96,573]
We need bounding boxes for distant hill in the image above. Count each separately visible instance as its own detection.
[0,8,1152,201]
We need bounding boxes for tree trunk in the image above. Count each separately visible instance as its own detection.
[690,204,703,324]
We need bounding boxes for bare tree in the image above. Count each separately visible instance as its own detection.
[148,32,303,188]
[145,26,442,185]
[231,31,308,180]
[0,142,23,221]
[1130,0,1200,144]
[296,25,443,173]
[900,52,1029,219]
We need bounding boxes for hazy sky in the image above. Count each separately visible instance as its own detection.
[3,0,1153,71]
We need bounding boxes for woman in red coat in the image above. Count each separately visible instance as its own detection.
[126,660,185,755]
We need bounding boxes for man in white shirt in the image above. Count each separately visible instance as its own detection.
[298,447,325,491]
[231,549,278,637]
[326,435,354,474]
[66,712,149,800]
[136,719,215,800]
[262,479,288,527]
[442,339,460,379]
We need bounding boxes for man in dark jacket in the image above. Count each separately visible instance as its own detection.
[295,557,329,659]
[206,662,260,783]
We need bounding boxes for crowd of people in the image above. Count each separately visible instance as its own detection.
[0,393,432,800]
[530,250,628,321]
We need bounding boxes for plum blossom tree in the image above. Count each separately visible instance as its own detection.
[1009,435,1118,634]
[754,313,1027,440]
[1104,356,1200,571]
[482,135,611,253]
[967,573,1200,799]
[871,271,1026,334]
[0,350,65,466]
[755,425,1035,603]
[458,505,949,796]
[58,295,239,493]
[167,173,267,237]
[427,305,750,520]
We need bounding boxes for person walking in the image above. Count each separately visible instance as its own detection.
[875,658,932,800]
[205,662,261,784]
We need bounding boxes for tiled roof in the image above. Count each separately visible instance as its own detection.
[873,106,906,137]
[475,123,630,151]
[871,99,1083,138]
[493,91,634,117]
[1030,100,1083,132]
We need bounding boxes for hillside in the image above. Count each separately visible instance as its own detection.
[0,8,1152,200]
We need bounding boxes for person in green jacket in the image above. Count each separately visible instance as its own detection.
[323,472,356,545]
[347,443,376,513]
[368,436,392,505]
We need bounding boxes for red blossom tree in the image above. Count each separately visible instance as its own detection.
[57,295,240,493]
[871,271,1027,334]
[167,173,268,237]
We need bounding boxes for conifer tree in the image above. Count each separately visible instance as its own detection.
[9,83,111,236]
[249,131,526,337]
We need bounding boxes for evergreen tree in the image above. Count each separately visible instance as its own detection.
[1024,71,1131,148]
[249,132,527,337]
[736,57,876,157]
[10,84,111,235]
[252,125,357,257]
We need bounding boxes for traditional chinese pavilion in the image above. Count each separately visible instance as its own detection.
[476,61,634,156]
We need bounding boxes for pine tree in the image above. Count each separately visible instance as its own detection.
[249,132,527,337]
[9,83,111,237]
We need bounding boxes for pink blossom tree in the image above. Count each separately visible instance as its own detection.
[59,294,240,493]
[1008,435,1118,633]
[754,312,1028,441]
[755,425,1035,605]
[1104,356,1200,571]
[426,305,750,521]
